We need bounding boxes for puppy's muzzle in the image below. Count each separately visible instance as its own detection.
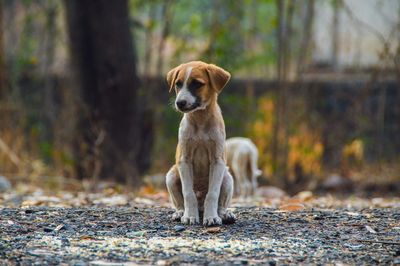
[176,100,187,110]
[175,100,200,112]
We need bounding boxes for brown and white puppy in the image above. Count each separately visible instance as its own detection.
[226,137,262,197]
[165,61,236,226]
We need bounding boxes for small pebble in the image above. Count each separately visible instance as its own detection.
[126,231,147,237]
[0,175,11,192]
[156,225,167,230]
[173,225,185,232]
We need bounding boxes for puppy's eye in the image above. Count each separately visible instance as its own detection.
[175,81,183,89]
[189,79,204,90]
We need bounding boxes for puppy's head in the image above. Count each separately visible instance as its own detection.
[167,61,231,113]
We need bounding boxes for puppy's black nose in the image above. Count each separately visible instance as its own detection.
[176,100,187,109]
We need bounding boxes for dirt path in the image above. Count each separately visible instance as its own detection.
[1,205,399,265]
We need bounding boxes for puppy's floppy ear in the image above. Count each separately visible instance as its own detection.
[166,65,181,93]
[206,64,231,93]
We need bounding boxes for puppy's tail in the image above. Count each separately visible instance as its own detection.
[254,168,262,177]
[249,145,262,178]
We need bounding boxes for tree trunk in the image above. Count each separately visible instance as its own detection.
[281,0,295,188]
[0,0,4,99]
[331,0,340,70]
[271,0,285,185]
[297,0,315,77]
[272,0,295,188]
[64,0,141,185]
[204,1,221,62]
[156,0,172,76]
[143,5,156,77]
[42,2,57,125]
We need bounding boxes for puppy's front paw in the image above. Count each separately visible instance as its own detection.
[171,210,184,221]
[220,210,236,224]
[181,215,199,225]
[203,216,222,226]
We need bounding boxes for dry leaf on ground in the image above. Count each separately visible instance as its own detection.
[205,227,222,234]
[279,203,306,212]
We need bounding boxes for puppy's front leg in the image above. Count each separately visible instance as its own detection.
[203,157,225,226]
[178,159,200,225]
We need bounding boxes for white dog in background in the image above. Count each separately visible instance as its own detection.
[226,137,262,197]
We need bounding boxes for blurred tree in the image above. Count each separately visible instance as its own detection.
[156,0,172,76]
[331,0,341,70]
[143,4,156,77]
[271,0,283,181]
[271,0,296,188]
[297,0,315,77]
[42,1,58,125]
[0,0,4,99]
[64,0,142,185]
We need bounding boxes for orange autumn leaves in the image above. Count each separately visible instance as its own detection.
[278,191,314,212]
[251,97,275,176]
[287,125,324,178]
[250,95,324,180]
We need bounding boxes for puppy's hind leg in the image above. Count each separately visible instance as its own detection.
[218,168,236,224]
[166,165,184,221]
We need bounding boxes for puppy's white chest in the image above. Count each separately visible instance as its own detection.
[179,120,211,142]
[192,128,211,142]
[178,117,225,162]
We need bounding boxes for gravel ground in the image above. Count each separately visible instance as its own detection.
[1,205,400,265]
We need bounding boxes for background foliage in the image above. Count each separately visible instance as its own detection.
[0,0,399,191]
